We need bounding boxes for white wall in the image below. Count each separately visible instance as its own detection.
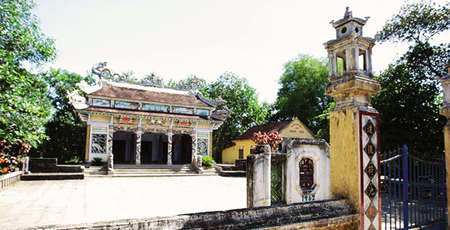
[285,142,330,204]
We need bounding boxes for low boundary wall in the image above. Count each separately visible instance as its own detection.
[20,199,358,230]
[0,171,22,191]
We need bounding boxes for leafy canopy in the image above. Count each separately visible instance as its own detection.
[168,75,207,91]
[378,1,449,43]
[373,0,449,159]
[0,0,56,152]
[31,69,92,162]
[0,0,56,65]
[272,55,332,140]
[372,63,446,159]
[0,53,51,147]
[202,72,269,162]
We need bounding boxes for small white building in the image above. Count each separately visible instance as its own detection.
[246,123,331,207]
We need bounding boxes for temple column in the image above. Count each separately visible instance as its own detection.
[85,125,91,162]
[367,48,373,75]
[135,128,142,165]
[191,129,197,163]
[364,49,369,72]
[438,71,450,226]
[345,47,351,72]
[352,45,359,70]
[328,52,334,78]
[167,125,173,165]
[107,125,114,173]
[332,51,337,75]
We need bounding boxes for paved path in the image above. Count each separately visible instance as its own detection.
[0,176,246,229]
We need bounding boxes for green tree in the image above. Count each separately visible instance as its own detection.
[0,0,56,161]
[202,72,269,162]
[31,69,92,162]
[374,1,449,159]
[168,75,207,91]
[0,54,52,148]
[272,55,332,140]
[0,0,56,64]
[372,63,446,159]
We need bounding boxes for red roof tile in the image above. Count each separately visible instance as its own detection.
[89,84,212,108]
[82,107,213,121]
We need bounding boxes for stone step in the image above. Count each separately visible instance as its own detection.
[112,169,197,174]
[219,170,246,177]
[114,164,193,169]
[21,173,84,181]
[216,165,246,177]
[109,173,216,177]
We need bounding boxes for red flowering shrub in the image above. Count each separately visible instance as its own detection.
[0,140,29,175]
[251,131,283,150]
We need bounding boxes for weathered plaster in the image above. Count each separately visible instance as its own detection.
[329,107,361,211]
[247,145,271,208]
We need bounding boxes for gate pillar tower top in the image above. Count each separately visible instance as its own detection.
[325,8,382,230]
[325,7,380,110]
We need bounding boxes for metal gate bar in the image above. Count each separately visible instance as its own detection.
[381,144,447,230]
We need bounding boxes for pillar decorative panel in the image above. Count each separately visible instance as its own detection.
[107,125,114,172]
[360,112,381,230]
[191,129,197,162]
[167,128,173,165]
[135,128,142,165]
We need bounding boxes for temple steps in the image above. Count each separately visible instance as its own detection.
[85,164,219,177]
[21,173,84,180]
[216,164,246,177]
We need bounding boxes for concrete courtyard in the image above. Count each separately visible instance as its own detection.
[0,176,246,230]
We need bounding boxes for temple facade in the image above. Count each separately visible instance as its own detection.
[71,67,225,170]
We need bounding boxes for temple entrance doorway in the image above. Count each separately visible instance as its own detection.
[141,133,168,164]
[172,134,192,164]
[113,131,136,164]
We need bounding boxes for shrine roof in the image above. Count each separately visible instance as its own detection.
[87,82,214,108]
[81,107,220,121]
[235,120,292,140]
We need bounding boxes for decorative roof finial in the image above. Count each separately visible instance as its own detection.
[344,7,352,19]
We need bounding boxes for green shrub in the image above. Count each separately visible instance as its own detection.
[65,155,81,164]
[91,157,104,166]
[202,156,215,168]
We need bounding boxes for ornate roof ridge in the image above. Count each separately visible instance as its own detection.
[104,80,192,96]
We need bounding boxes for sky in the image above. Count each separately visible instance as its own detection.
[34,0,449,103]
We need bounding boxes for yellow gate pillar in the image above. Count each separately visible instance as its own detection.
[438,69,450,226]
[325,8,381,229]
